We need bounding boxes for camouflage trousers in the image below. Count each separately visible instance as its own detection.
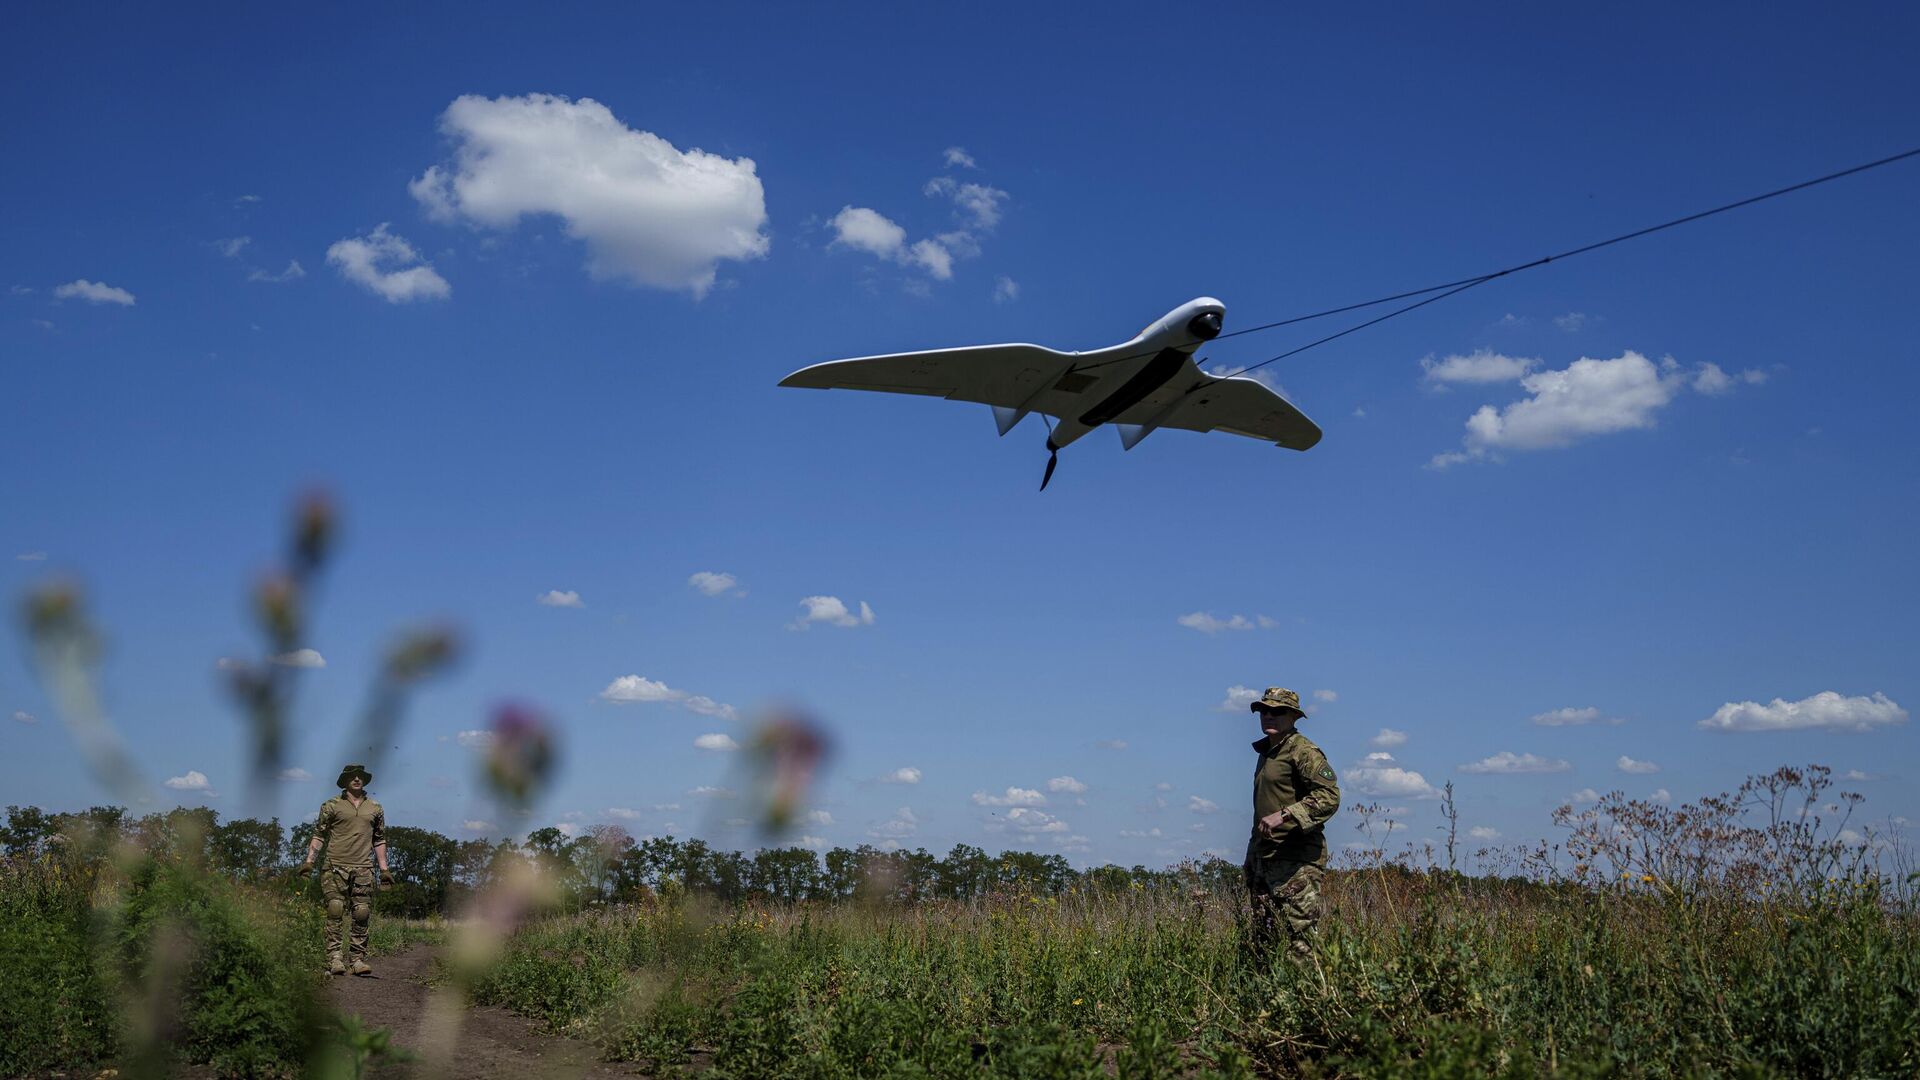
[321,865,375,961]
[1244,857,1324,960]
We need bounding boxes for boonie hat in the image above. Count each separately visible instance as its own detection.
[1250,688,1304,715]
[336,763,374,789]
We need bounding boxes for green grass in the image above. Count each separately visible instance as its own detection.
[468,874,1919,1078]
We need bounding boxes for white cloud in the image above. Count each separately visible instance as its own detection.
[993,275,1020,303]
[1840,769,1879,782]
[1650,788,1672,804]
[1216,685,1261,711]
[536,590,584,608]
[798,834,829,849]
[943,146,977,169]
[693,733,739,752]
[13,710,38,724]
[216,236,252,258]
[248,260,306,283]
[1001,806,1068,834]
[973,787,1045,807]
[1177,612,1275,634]
[1369,728,1408,749]
[1313,689,1338,703]
[15,552,47,561]
[1421,350,1534,385]
[923,177,1008,229]
[271,648,326,668]
[1047,776,1088,796]
[599,675,738,721]
[688,571,740,597]
[164,770,217,796]
[1095,739,1128,751]
[688,785,733,799]
[806,810,834,826]
[1568,788,1601,805]
[456,729,495,749]
[1616,755,1660,774]
[1459,751,1571,775]
[881,767,922,785]
[1530,707,1623,727]
[869,806,918,840]
[1468,826,1500,840]
[1553,313,1588,332]
[1698,691,1907,734]
[54,279,136,306]
[1691,363,1769,396]
[790,595,875,629]
[279,767,312,782]
[411,94,767,296]
[1187,796,1219,815]
[462,820,496,834]
[829,207,954,280]
[1119,828,1164,838]
[1350,752,1442,799]
[326,224,450,303]
[606,807,643,820]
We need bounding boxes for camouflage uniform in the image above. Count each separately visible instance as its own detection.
[313,790,385,964]
[1243,688,1341,959]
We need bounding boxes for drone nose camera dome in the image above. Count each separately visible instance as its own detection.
[1188,311,1223,340]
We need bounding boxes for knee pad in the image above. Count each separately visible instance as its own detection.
[326,898,345,917]
[352,903,371,923]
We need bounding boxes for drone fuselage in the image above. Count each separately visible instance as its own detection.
[1042,296,1224,451]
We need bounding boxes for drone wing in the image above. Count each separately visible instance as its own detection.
[1112,372,1322,451]
[778,344,1085,416]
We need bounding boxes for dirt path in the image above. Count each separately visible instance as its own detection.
[327,945,647,1079]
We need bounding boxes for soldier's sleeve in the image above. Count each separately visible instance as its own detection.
[371,807,386,848]
[1282,744,1341,831]
[312,801,335,840]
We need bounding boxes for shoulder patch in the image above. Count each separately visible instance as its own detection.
[1319,765,1336,781]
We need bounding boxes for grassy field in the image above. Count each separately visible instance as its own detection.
[469,865,1918,1078]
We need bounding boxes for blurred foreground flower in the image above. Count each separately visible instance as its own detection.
[483,703,557,807]
[746,707,831,834]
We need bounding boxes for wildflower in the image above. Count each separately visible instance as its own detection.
[1072,998,1083,1006]
[1641,875,1654,883]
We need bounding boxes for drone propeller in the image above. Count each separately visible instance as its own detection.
[1040,440,1060,492]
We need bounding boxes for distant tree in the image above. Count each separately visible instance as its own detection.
[379,825,458,915]
[131,806,218,861]
[1,805,55,858]
[748,846,823,902]
[937,843,993,900]
[209,816,285,880]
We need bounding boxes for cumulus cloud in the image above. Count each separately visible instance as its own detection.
[1178,611,1276,634]
[1616,755,1660,774]
[599,675,738,722]
[868,806,918,840]
[1349,752,1441,799]
[248,260,306,283]
[15,552,47,561]
[806,810,834,826]
[13,710,39,724]
[165,770,217,796]
[943,146,977,169]
[1369,728,1408,749]
[271,648,326,668]
[1216,685,1261,711]
[993,275,1019,303]
[411,94,767,296]
[1554,313,1589,332]
[790,596,875,630]
[1530,707,1623,727]
[1427,350,1769,469]
[688,571,741,597]
[1568,788,1601,805]
[1650,788,1672,803]
[1188,796,1220,815]
[54,279,136,306]
[1000,806,1069,834]
[693,733,739,752]
[881,767,922,785]
[215,236,251,259]
[1047,776,1088,795]
[973,787,1045,807]
[923,177,1009,230]
[1312,689,1338,703]
[456,729,495,749]
[688,785,733,799]
[279,767,312,782]
[326,224,450,303]
[828,207,955,280]
[1421,350,1534,385]
[1459,751,1571,775]
[1468,825,1501,840]
[536,590,584,608]
[462,820,496,834]
[1698,691,1907,734]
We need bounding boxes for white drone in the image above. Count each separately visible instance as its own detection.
[779,298,1321,489]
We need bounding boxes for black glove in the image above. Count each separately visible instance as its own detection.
[295,863,314,879]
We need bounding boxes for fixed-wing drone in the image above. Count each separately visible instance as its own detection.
[778,298,1321,489]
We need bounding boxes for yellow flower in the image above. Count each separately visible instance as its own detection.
[1072,998,1083,1005]
[1641,875,1654,883]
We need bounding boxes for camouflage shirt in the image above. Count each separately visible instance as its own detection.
[1247,730,1340,866]
[314,794,385,869]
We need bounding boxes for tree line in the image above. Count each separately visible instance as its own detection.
[3,804,1240,916]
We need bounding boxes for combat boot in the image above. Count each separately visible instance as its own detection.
[328,954,346,976]
[351,959,373,977]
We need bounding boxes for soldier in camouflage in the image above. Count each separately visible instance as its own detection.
[1243,688,1341,959]
[298,764,389,976]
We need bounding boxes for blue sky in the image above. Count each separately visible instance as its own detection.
[4,3,1916,867]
